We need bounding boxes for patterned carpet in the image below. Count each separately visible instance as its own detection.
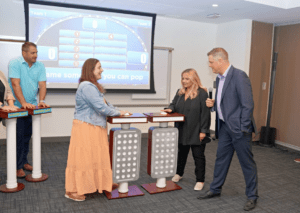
[0,137,299,213]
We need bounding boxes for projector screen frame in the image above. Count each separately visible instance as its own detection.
[24,0,156,94]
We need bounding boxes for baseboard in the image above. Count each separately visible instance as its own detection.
[275,140,300,152]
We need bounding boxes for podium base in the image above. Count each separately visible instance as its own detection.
[25,173,48,182]
[104,185,144,199]
[0,183,25,193]
[141,180,182,194]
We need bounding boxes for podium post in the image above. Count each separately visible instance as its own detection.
[0,109,28,193]
[105,113,147,199]
[25,107,52,182]
[141,112,185,194]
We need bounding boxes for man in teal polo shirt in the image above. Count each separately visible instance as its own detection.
[9,42,49,178]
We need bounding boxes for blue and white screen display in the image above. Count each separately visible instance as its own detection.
[27,1,155,90]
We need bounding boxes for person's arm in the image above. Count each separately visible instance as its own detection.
[81,84,121,117]
[105,100,131,115]
[0,72,17,108]
[162,89,180,113]
[37,63,49,107]
[38,81,49,107]
[6,93,17,107]
[206,98,215,112]
[9,61,34,109]
[106,100,118,110]
[10,78,35,109]
[7,99,15,107]
[1,100,18,111]
[199,90,211,140]
[236,71,254,133]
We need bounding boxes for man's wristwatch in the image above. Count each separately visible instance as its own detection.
[39,100,45,103]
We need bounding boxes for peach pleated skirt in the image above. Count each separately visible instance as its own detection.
[65,119,113,195]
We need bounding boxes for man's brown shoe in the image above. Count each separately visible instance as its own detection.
[23,163,33,171]
[17,169,26,178]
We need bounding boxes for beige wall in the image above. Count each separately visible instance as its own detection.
[271,24,300,148]
[248,21,274,141]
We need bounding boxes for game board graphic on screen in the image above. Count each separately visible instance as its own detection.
[25,1,156,91]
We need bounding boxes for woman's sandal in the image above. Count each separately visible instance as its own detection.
[65,192,85,201]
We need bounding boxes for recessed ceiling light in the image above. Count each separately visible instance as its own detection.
[212,4,218,7]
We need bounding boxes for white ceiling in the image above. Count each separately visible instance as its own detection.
[35,0,300,25]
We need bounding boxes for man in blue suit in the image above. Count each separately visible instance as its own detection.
[197,48,258,211]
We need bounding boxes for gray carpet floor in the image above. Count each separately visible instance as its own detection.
[0,137,300,213]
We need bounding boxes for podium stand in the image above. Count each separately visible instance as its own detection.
[0,109,28,193]
[141,112,184,194]
[25,107,52,182]
[105,113,147,199]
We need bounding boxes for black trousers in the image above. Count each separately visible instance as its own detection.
[176,143,206,182]
[17,115,32,170]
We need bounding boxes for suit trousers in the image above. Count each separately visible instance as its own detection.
[210,120,258,200]
[176,143,206,182]
[16,115,32,170]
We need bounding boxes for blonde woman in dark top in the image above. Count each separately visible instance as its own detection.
[162,68,211,191]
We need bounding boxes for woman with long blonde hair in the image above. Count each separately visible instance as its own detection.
[162,68,211,191]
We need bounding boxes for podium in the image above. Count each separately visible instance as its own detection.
[141,112,184,194]
[105,113,147,199]
[25,107,52,182]
[0,109,28,193]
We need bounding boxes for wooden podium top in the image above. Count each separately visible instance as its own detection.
[0,109,28,119]
[143,112,185,123]
[27,106,52,115]
[107,113,148,124]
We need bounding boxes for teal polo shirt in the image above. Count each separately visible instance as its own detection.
[8,56,47,108]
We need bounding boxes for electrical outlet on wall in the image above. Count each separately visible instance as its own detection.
[262,82,267,90]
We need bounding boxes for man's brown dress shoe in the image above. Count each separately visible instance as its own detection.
[17,169,26,178]
[23,163,33,171]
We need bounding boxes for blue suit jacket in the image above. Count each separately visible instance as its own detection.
[214,66,256,138]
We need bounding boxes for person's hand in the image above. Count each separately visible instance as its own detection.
[10,105,19,110]
[21,102,36,109]
[161,109,172,113]
[1,106,18,112]
[206,98,215,108]
[199,133,206,141]
[120,110,131,116]
[38,102,50,108]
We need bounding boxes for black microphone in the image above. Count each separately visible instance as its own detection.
[208,87,213,99]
